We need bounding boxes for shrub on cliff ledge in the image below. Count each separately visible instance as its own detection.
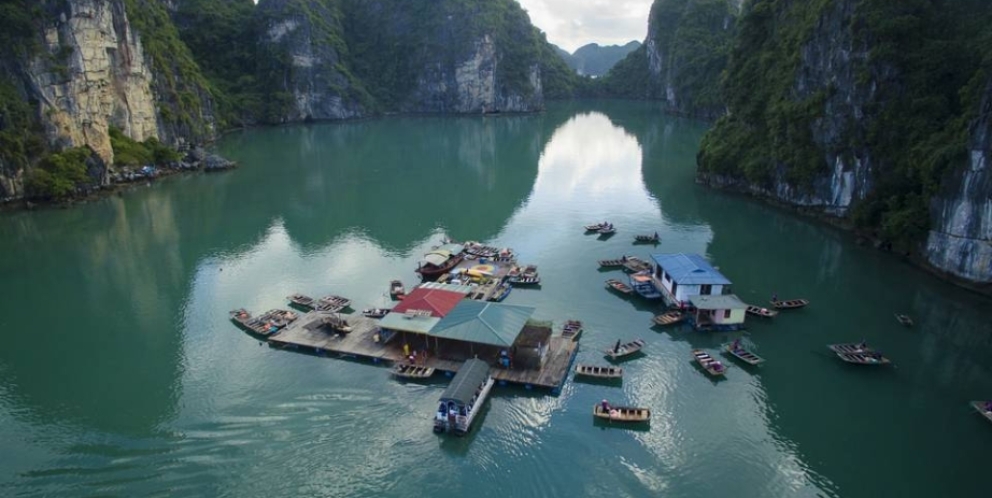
[109,127,180,166]
[25,147,92,199]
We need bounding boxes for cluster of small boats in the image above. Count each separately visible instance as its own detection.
[582,338,650,424]
[506,264,541,285]
[229,308,298,336]
[286,293,353,313]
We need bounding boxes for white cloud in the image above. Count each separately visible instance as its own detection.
[515,0,652,53]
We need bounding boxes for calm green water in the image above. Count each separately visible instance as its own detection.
[2,101,991,497]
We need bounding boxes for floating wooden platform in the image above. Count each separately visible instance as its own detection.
[267,311,579,392]
[652,311,685,326]
[576,364,622,379]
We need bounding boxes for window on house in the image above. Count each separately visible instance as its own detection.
[723,309,731,318]
[701,284,712,295]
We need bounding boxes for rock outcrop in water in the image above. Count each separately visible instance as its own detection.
[694,0,992,287]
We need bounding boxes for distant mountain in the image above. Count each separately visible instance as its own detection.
[558,41,641,77]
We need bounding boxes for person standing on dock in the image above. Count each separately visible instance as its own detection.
[403,343,410,358]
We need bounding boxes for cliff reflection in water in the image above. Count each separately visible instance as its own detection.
[216,113,566,252]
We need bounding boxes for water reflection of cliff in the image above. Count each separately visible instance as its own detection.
[216,113,568,252]
[0,193,187,434]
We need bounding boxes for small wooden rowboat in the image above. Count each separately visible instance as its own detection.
[895,314,913,326]
[362,308,390,318]
[593,404,650,423]
[561,320,582,341]
[584,223,606,232]
[598,258,626,268]
[287,293,316,309]
[392,363,435,379]
[745,305,778,318]
[828,343,874,354]
[692,349,727,377]
[835,352,890,365]
[622,257,653,273]
[652,310,686,326]
[507,275,541,285]
[771,298,809,309]
[316,295,352,312]
[605,339,645,359]
[723,342,765,366]
[605,279,634,295]
[633,234,660,243]
[971,401,992,424]
[598,226,617,235]
[575,364,623,379]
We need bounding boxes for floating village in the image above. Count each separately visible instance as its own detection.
[230,222,992,434]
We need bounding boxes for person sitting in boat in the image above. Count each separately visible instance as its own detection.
[771,293,778,302]
[601,399,610,412]
[653,232,659,240]
[871,352,883,360]
[731,338,742,351]
[613,339,622,353]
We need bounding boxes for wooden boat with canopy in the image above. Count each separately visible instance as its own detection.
[605,339,645,360]
[392,363,435,379]
[971,401,992,424]
[692,349,727,377]
[723,339,765,366]
[652,310,686,326]
[605,279,634,295]
[593,403,650,423]
[434,359,494,435]
[416,247,464,281]
[745,305,778,318]
[771,298,809,309]
[575,364,623,379]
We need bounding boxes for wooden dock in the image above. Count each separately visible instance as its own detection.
[266,311,579,392]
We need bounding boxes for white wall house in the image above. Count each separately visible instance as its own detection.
[650,253,733,308]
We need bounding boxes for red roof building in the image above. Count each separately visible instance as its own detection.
[392,287,465,318]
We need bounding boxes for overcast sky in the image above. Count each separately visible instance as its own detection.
[515,0,651,53]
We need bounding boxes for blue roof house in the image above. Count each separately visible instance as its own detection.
[650,253,733,309]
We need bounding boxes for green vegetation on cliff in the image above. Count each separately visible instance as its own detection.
[109,127,180,166]
[25,147,91,199]
[595,0,735,117]
[123,0,214,136]
[698,0,992,247]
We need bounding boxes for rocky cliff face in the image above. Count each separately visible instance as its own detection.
[254,0,366,122]
[926,78,992,284]
[27,0,159,173]
[410,35,542,114]
[643,0,739,118]
[696,0,992,286]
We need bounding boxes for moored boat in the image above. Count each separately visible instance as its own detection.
[692,349,727,377]
[316,295,352,313]
[895,314,913,326]
[652,310,686,326]
[362,308,390,318]
[576,364,623,379]
[605,339,645,360]
[605,279,634,295]
[835,351,891,365]
[392,363,435,379]
[745,305,778,318]
[622,256,652,273]
[584,222,607,232]
[827,342,874,354]
[287,293,316,310]
[598,258,626,268]
[723,340,765,366]
[771,298,809,309]
[507,275,541,285]
[488,282,512,302]
[229,309,282,336]
[593,403,650,423]
[561,319,582,341]
[633,233,660,243]
[389,280,406,300]
[971,401,992,424]
[416,249,464,281]
[434,359,494,436]
[598,225,616,235]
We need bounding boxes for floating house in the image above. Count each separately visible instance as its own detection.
[688,294,747,331]
[650,253,733,309]
[434,358,495,435]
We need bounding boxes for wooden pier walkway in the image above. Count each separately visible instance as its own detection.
[267,311,578,392]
